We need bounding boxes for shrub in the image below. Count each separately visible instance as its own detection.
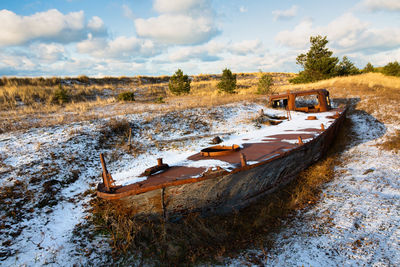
[168,69,191,95]
[154,96,165,104]
[334,56,360,76]
[117,91,135,101]
[53,85,69,104]
[217,68,237,93]
[362,62,375,73]
[77,75,90,84]
[382,61,400,77]
[257,73,273,94]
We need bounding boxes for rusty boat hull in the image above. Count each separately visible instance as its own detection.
[98,105,347,220]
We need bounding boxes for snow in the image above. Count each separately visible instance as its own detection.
[110,108,339,185]
[1,100,398,266]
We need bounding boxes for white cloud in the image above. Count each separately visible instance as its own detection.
[134,0,219,45]
[325,13,368,48]
[362,0,400,11]
[231,39,264,55]
[135,14,218,45]
[275,18,315,48]
[153,0,205,14]
[30,43,66,63]
[272,5,298,21]
[239,6,248,13]
[0,9,106,46]
[77,35,160,59]
[168,41,224,62]
[0,52,36,71]
[275,13,400,55]
[168,39,265,63]
[87,16,105,32]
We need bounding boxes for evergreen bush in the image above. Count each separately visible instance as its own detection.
[217,68,237,93]
[257,73,273,94]
[168,69,191,95]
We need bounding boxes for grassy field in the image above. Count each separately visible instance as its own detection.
[0,72,294,132]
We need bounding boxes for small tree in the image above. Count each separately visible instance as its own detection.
[362,62,375,73]
[335,56,360,76]
[290,35,338,84]
[257,73,273,94]
[382,61,400,77]
[169,69,191,95]
[117,91,135,101]
[217,68,237,93]
[53,84,69,104]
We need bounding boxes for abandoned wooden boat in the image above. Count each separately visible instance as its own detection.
[97,89,346,220]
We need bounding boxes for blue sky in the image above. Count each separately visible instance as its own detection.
[0,0,399,77]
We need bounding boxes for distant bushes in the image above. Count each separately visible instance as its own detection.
[117,91,135,102]
[382,61,400,77]
[334,56,360,76]
[217,68,237,93]
[53,85,70,104]
[362,62,375,73]
[169,69,191,95]
[257,73,273,95]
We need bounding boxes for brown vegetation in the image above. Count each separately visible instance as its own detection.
[377,130,400,153]
[0,73,293,133]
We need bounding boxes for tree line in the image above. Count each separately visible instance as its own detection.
[169,35,399,96]
[290,35,400,83]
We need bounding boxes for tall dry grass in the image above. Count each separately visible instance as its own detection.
[2,72,398,133]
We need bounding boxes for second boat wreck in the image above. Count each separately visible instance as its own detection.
[97,89,346,220]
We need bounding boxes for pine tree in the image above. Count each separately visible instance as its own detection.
[217,68,237,93]
[382,61,400,77]
[362,62,375,73]
[257,73,273,94]
[168,69,191,95]
[335,56,360,76]
[290,35,338,84]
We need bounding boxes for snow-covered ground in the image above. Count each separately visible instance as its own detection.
[0,102,276,265]
[228,111,400,266]
[0,100,398,266]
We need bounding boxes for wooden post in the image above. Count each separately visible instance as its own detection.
[321,123,325,131]
[157,158,163,166]
[298,136,303,145]
[128,128,132,150]
[240,153,247,167]
[100,153,110,191]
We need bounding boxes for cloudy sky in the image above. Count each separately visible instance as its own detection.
[1,0,399,77]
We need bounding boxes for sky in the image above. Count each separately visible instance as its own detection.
[0,0,399,77]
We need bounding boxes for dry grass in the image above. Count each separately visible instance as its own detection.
[0,73,293,133]
[377,130,400,153]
